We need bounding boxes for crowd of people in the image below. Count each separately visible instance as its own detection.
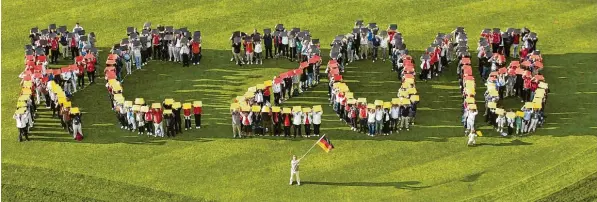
[16,23,94,142]
[103,61,203,137]
[458,27,549,146]
[230,34,325,138]
[109,23,203,83]
[321,21,419,136]
[229,25,319,66]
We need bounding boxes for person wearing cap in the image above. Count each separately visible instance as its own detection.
[14,111,30,142]
[231,109,242,138]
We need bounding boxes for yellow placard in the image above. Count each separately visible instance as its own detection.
[241,106,251,112]
[524,102,533,109]
[151,103,162,109]
[391,98,401,105]
[70,107,80,114]
[538,82,548,89]
[404,78,415,84]
[357,98,367,103]
[374,100,383,106]
[182,103,192,109]
[408,88,417,94]
[172,102,182,109]
[399,91,409,98]
[262,106,271,113]
[263,80,273,87]
[230,103,240,110]
[495,108,505,115]
[367,103,375,109]
[244,92,255,98]
[21,88,32,95]
[15,108,26,115]
[124,101,133,107]
[140,106,149,112]
[282,107,292,114]
[134,98,145,105]
[163,109,173,114]
[248,86,257,93]
[345,92,354,99]
[400,99,411,105]
[347,98,357,104]
[516,111,524,117]
[252,105,261,112]
[18,95,29,101]
[64,101,72,108]
[164,98,175,105]
[476,131,483,137]
[271,106,281,112]
[302,107,312,113]
[256,84,265,90]
[487,102,497,109]
[292,106,302,112]
[489,90,499,97]
[468,104,477,110]
[193,101,202,107]
[506,112,516,119]
[410,95,420,102]
[132,105,141,111]
[465,97,475,104]
[16,101,26,108]
[383,102,392,109]
[313,105,323,112]
[533,102,542,109]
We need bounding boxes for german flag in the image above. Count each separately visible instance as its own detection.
[317,136,334,153]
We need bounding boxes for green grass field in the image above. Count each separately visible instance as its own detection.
[2,0,597,201]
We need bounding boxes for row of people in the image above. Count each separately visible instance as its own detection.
[229,25,319,66]
[28,23,96,64]
[231,105,323,138]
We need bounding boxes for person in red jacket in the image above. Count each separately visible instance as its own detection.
[145,109,154,136]
[283,111,292,137]
[50,37,60,64]
[358,103,368,133]
[85,58,95,84]
[152,33,161,60]
[191,40,201,65]
[272,110,281,136]
[491,30,501,53]
[183,105,192,130]
[153,108,164,137]
[263,85,271,105]
[77,60,85,88]
[193,102,202,129]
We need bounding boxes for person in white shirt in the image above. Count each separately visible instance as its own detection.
[14,111,30,142]
[272,77,282,105]
[174,35,182,62]
[375,107,383,135]
[467,129,477,146]
[292,111,302,138]
[72,23,84,32]
[312,111,322,136]
[180,45,190,67]
[390,105,400,133]
[496,114,506,135]
[466,109,477,134]
[281,34,289,58]
[133,46,142,70]
[367,109,376,136]
[380,36,388,62]
[255,42,263,65]
[289,155,301,186]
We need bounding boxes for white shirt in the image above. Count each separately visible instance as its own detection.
[291,159,300,173]
[467,110,477,122]
[255,43,262,53]
[175,38,181,48]
[292,112,302,125]
[390,107,400,118]
[375,109,383,121]
[302,113,313,124]
[180,46,190,54]
[367,111,376,123]
[273,82,281,93]
[312,111,322,124]
[282,36,289,45]
[14,114,26,128]
[380,38,388,48]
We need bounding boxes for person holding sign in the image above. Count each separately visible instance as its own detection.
[312,106,322,137]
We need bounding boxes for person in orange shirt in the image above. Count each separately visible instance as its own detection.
[245,39,254,64]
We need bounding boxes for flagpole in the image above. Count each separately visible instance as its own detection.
[299,134,326,160]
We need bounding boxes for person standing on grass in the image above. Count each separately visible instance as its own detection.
[231,109,242,138]
[137,109,145,135]
[367,108,376,136]
[193,102,202,129]
[145,109,154,136]
[14,111,30,142]
[241,111,253,137]
[375,106,383,135]
[191,39,201,65]
[180,45,190,67]
[292,110,302,138]
[467,129,477,146]
[465,108,477,134]
[303,110,312,138]
[232,39,243,66]
[264,31,273,59]
[71,112,83,140]
[400,103,410,132]
[255,41,263,65]
[359,103,368,133]
[283,111,292,137]
[313,110,322,137]
[289,155,301,186]
[153,108,164,137]
[183,105,192,131]
[165,112,175,137]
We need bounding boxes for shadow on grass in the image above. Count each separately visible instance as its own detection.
[477,139,533,147]
[301,180,430,190]
[461,171,486,182]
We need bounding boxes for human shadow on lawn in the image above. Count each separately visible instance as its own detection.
[301,180,430,190]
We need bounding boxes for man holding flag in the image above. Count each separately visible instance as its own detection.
[290,135,335,186]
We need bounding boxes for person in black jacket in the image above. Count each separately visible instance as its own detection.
[165,113,176,137]
[264,32,273,59]
[172,106,182,134]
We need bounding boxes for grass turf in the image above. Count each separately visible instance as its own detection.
[2,0,597,201]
